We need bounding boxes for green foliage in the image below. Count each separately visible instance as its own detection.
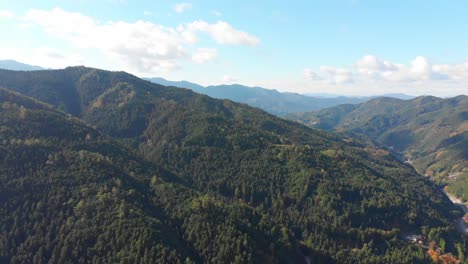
[0,68,467,263]
[290,95,468,199]
[0,88,292,263]
[448,171,468,202]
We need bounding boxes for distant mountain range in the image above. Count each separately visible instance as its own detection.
[0,60,415,116]
[288,95,468,201]
[305,92,415,100]
[0,59,44,71]
[146,77,414,116]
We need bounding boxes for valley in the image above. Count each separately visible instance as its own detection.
[288,96,468,203]
[1,1,467,263]
[0,67,466,263]
[442,188,468,236]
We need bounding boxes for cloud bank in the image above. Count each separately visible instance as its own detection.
[0,10,14,18]
[20,8,259,74]
[303,55,468,95]
[305,55,468,84]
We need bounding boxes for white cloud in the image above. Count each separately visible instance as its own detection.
[23,8,186,73]
[192,48,218,64]
[20,8,260,75]
[319,66,354,84]
[302,55,468,96]
[24,8,97,43]
[433,60,468,81]
[0,10,14,18]
[306,55,468,84]
[356,55,452,82]
[356,55,396,73]
[222,75,238,83]
[303,68,321,80]
[0,46,84,69]
[175,3,192,13]
[182,20,260,46]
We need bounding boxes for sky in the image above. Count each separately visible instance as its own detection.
[0,0,467,96]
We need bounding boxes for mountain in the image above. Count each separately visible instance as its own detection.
[145,77,205,93]
[380,93,415,100]
[145,77,369,116]
[0,59,44,71]
[288,96,468,201]
[305,93,414,100]
[0,87,304,263]
[0,68,466,263]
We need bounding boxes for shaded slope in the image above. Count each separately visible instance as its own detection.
[0,88,309,263]
[0,88,191,262]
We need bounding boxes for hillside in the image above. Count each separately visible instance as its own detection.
[0,88,311,263]
[146,77,369,116]
[0,68,467,263]
[289,96,468,201]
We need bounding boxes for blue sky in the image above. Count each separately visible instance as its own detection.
[0,0,467,96]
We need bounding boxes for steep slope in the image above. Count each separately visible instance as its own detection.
[146,77,369,115]
[0,67,148,116]
[0,88,316,263]
[289,96,468,200]
[0,88,191,262]
[0,68,466,262]
[290,104,360,130]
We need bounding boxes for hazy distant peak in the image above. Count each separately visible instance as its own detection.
[146,77,370,115]
[0,59,44,71]
[379,93,415,100]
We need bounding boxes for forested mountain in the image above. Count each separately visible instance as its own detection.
[0,68,467,263]
[146,77,369,116]
[289,96,468,201]
[1,87,313,263]
[0,60,44,71]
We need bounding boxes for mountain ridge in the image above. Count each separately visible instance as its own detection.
[1,87,306,263]
[145,77,399,115]
[0,67,466,263]
[0,63,413,116]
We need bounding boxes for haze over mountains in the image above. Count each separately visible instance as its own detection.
[0,60,45,71]
[146,76,415,115]
[289,96,468,202]
[0,60,417,116]
[0,66,466,263]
